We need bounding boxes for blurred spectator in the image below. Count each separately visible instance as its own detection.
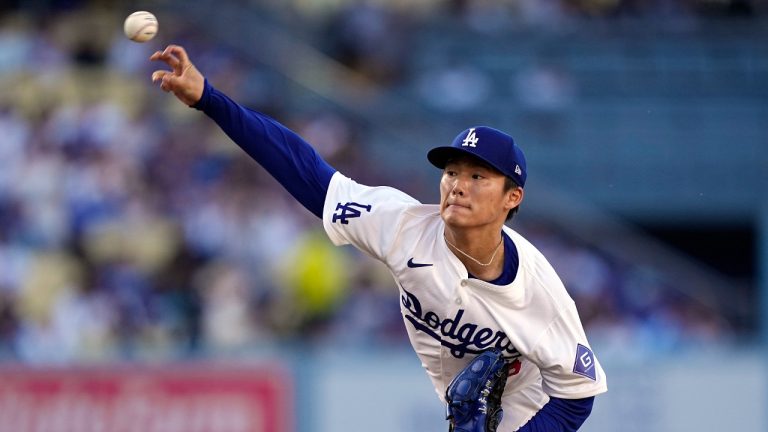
[273,230,352,337]
[327,258,404,346]
[513,59,576,141]
[416,60,492,112]
[195,260,271,352]
[323,1,409,83]
[515,0,574,30]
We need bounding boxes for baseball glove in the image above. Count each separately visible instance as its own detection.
[445,348,510,432]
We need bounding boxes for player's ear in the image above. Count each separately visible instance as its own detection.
[503,186,523,212]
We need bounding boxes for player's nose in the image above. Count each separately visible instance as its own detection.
[450,178,466,196]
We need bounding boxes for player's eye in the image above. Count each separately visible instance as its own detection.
[472,173,484,180]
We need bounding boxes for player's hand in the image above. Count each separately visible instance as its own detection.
[150,45,205,107]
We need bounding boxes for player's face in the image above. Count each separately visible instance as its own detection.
[439,157,522,229]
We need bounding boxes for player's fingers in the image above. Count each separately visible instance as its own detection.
[160,74,175,92]
[164,45,192,75]
[165,53,182,71]
[150,48,181,70]
[151,69,171,83]
[149,50,170,61]
[165,45,190,66]
[149,50,174,64]
[160,73,187,94]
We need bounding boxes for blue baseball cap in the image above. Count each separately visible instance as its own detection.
[427,126,527,187]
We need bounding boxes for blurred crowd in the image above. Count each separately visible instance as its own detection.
[0,2,750,364]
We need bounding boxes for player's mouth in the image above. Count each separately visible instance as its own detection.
[445,202,471,211]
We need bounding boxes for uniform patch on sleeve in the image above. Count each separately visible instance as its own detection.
[572,344,597,381]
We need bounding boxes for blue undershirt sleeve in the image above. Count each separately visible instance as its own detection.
[192,79,337,218]
[516,396,594,432]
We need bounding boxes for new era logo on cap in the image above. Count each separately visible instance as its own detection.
[427,126,528,187]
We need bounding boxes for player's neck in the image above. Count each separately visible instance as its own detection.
[444,227,505,281]
[466,256,505,281]
[444,225,503,251]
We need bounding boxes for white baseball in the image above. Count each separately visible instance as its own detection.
[123,11,158,43]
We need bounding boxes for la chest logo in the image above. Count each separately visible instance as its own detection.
[332,202,371,224]
[400,287,521,364]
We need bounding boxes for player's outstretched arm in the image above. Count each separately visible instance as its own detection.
[150,45,205,107]
[149,45,336,218]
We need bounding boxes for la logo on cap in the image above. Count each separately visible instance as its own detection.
[461,128,478,148]
[515,165,522,175]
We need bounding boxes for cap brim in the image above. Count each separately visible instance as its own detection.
[427,146,506,176]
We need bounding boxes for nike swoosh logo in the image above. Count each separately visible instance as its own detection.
[407,258,433,268]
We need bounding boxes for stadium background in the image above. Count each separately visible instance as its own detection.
[0,0,765,430]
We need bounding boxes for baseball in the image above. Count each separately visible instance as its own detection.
[123,11,158,43]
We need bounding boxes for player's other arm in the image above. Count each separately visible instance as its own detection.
[516,396,594,431]
[150,45,335,218]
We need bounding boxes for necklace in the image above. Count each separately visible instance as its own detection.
[444,235,503,267]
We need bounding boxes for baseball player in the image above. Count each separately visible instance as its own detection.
[151,45,607,431]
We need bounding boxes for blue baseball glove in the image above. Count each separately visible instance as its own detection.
[445,348,510,432]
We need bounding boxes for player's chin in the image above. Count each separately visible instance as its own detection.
[440,208,472,227]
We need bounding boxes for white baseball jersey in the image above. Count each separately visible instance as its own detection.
[322,172,607,431]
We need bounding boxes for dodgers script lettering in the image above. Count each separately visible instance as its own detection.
[401,287,522,360]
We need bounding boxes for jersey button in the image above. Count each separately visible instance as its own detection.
[455,297,462,305]
[460,280,467,287]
